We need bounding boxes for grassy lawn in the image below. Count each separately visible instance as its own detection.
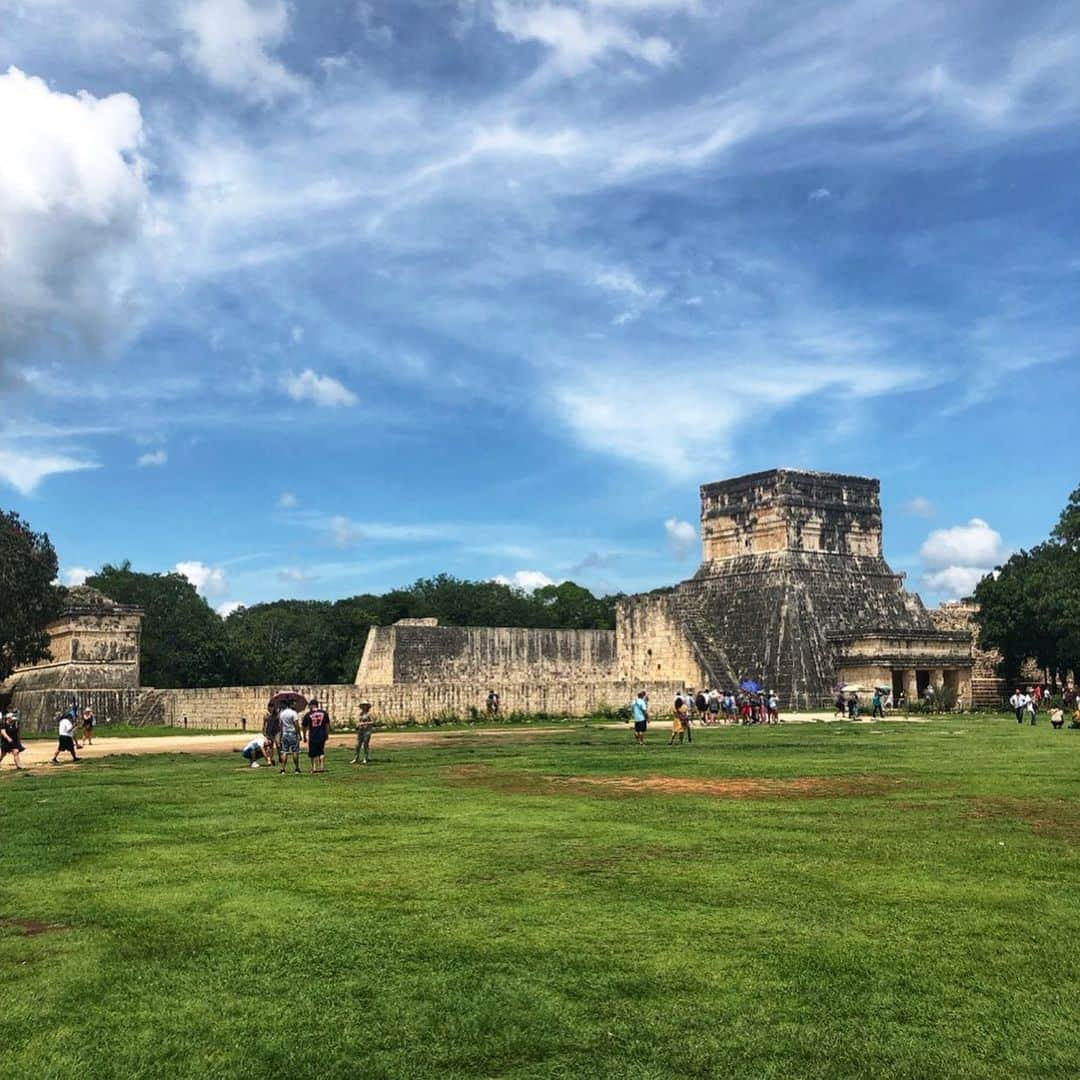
[2,716,1079,1079]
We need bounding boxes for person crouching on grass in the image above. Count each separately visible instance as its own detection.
[239,735,273,768]
[50,712,80,765]
[351,703,376,765]
[302,698,331,774]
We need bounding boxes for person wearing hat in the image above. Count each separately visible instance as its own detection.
[351,703,376,765]
[81,707,96,746]
[0,712,26,770]
[302,698,331,774]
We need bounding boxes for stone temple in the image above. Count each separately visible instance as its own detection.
[4,469,978,729]
[613,469,973,708]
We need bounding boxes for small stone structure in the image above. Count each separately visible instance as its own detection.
[2,587,147,729]
[6,469,979,729]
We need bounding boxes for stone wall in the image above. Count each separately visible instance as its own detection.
[356,623,616,685]
[614,593,709,688]
[155,680,683,730]
[7,688,149,732]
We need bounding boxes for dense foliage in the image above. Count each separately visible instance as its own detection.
[974,483,1080,680]
[86,562,233,689]
[0,508,62,682]
[87,570,620,688]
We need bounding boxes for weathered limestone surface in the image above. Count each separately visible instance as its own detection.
[357,624,616,685]
[5,587,142,691]
[620,470,972,708]
[152,680,681,731]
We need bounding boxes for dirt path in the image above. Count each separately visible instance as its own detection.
[3,711,930,770]
[4,725,578,767]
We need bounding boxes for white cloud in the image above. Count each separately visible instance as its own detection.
[277,490,299,509]
[329,514,363,549]
[276,566,311,584]
[62,566,92,587]
[216,600,244,618]
[175,560,228,598]
[809,187,832,201]
[493,1,675,74]
[0,449,99,494]
[137,449,168,467]
[664,518,697,559]
[493,569,557,591]
[920,518,1007,570]
[282,369,358,407]
[919,518,1009,600]
[0,66,150,375]
[180,0,304,102]
[902,496,935,518]
[922,565,992,599]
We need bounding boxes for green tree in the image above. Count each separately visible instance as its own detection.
[86,562,233,688]
[974,483,1080,682]
[0,509,63,682]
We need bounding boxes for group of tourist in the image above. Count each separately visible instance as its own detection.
[239,697,378,774]
[1,703,96,770]
[1009,685,1078,729]
[628,686,782,745]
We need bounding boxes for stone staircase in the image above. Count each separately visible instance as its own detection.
[128,689,166,727]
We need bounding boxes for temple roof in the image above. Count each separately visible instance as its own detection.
[61,586,143,617]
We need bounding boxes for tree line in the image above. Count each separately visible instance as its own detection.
[974,484,1080,683]
[75,564,621,689]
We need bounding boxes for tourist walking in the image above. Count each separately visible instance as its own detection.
[847,692,859,720]
[834,691,846,718]
[81,707,96,746]
[871,689,884,718]
[351,702,376,764]
[50,712,80,764]
[694,689,709,726]
[630,690,649,745]
[1026,696,1037,726]
[707,689,721,724]
[302,698,331,773]
[669,694,688,745]
[1009,689,1027,724]
[0,711,25,770]
[278,703,302,774]
[767,691,780,723]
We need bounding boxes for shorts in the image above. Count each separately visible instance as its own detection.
[308,736,327,759]
[281,732,300,754]
[58,735,76,753]
[634,720,647,733]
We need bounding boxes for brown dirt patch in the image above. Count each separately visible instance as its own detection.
[545,773,901,799]
[965,797,1080,841]
[445,765,900,799]
[0,918,67,936]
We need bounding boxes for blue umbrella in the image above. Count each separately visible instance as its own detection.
[740,678,762,693]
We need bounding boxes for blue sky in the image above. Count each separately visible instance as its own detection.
[1,0,1077,614]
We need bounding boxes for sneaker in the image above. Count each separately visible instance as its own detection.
[250,762,260,768]
[279,768,286,774]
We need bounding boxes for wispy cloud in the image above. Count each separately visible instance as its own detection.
[0,450,99,495]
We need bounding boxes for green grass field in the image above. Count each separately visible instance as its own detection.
[2,717,1079,1079]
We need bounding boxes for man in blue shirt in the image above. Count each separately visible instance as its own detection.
[631,691,649,745]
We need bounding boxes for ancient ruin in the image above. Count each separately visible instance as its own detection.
[5,469,980,728]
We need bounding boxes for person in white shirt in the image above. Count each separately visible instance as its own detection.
[1009,689,1028,724]
[50,713,80,764]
